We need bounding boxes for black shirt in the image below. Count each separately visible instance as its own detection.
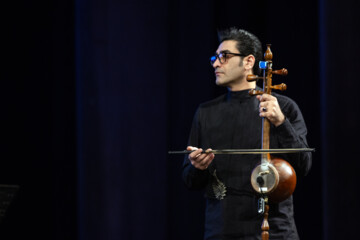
[183,89,312,240]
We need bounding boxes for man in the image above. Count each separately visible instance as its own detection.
[182,28,312,240]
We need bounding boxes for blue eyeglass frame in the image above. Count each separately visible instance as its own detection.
[210,51,247,65]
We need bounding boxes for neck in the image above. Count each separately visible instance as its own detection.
[228,81,256,91]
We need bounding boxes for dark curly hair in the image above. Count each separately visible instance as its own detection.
[218,28,263,75]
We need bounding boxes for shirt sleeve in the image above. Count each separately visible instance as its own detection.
[272,96,312,176]
[182,107,210,190]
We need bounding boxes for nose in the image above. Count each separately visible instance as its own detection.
[212,58,221,68]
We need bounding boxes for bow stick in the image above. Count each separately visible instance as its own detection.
[168,148,314,155]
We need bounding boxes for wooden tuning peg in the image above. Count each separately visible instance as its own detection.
[247,75,264,82]
[271,83,287,91]
[272,68,288,76]
[249,89,264,96]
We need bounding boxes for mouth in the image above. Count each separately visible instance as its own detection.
[215,71,223,76]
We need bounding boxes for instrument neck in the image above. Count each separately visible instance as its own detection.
[261,117,271,163]
[261,59,272,164]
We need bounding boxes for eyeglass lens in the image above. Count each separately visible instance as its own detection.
[210,53,226,65]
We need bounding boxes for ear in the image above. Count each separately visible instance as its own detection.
[244,55,255,71]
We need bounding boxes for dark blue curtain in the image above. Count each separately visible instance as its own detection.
[320,0,360,239]
[76,0,169,239]
[1,0,359,240]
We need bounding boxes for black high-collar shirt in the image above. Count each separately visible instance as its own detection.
[183,89,312,240]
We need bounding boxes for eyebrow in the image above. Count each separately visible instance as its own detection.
[216,50,231,54]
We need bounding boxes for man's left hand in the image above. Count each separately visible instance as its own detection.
[257,94,285,127]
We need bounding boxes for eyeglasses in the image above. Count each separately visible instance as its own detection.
[210,51,247,65]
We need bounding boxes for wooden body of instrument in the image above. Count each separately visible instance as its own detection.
[250,156,296,203]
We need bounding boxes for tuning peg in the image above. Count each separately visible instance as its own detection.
[271,83,287,91]
[247,75,264,82]
[272,68,288,76]
[249,89,264,96]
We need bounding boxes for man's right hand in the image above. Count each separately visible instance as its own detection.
[187,146,215,170]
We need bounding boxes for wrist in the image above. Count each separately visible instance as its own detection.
[275,115,286,127]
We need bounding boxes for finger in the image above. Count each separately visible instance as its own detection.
[198,153,215,169]
[187,146,198,151]
[259,109,275,118]
[204,148,215,163]
[194,151,208,162]
[259,93,274,101]
[187,146,200,158]
[259,102,268,112]
[201,152,214,162]
[188,148,203,160]
[204,148,213,153]
[188,146,201,155]
[197,148,214,162]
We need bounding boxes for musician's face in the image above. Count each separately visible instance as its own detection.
[212,40,245,88]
